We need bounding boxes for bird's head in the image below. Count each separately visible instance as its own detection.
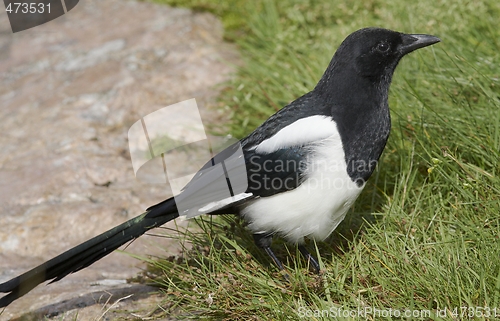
[316,28,440,94]
[337,27,440,80]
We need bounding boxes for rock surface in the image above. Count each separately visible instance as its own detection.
[0,0,238,319]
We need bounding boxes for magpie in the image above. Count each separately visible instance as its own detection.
[0,27,440,307]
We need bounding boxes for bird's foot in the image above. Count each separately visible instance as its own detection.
[298,245,321,274]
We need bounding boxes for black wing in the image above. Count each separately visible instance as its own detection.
[243,145,309,197]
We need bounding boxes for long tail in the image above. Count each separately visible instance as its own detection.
[0,198,178,307]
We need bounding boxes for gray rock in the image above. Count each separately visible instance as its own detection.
[0,0,238,319]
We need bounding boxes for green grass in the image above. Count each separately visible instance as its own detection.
[146,0,500,319]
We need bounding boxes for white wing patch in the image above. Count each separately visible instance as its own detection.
[198,192,253,213]
[254,115,338,154]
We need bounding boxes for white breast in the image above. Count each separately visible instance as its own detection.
[241,117,363,244]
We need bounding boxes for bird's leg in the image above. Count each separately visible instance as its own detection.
[298,244,321,274]
[253,233,287,276]
[263,246,285,271]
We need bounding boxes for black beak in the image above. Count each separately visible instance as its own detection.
[400,34,440,55]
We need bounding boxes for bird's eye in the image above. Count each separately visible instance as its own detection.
[376,42,390,52]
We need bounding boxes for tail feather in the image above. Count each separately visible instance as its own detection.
[0,198,178,307]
